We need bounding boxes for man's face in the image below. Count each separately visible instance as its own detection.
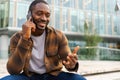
[32,3,50,29]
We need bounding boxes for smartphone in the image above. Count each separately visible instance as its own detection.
[27,11,32,20]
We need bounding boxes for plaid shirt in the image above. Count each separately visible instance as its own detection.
[7,26,78,76]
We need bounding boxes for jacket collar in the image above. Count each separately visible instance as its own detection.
[45,26,54,34]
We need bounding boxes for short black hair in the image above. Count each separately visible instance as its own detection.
[28,0,48,12]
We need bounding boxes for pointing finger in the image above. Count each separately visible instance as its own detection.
[72,46,80,54]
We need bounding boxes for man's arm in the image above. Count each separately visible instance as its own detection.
[63,46,79,72]
[57,32,79,72]
[7,32,32,74]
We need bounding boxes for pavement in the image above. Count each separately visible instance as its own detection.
[0,59,8,78]
[85,72,120,80]
[0,59,120,80]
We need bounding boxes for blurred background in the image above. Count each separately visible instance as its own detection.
[0,0,120,80]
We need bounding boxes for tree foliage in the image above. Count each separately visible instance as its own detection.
[84,20,102,46]
[81,20,102,59]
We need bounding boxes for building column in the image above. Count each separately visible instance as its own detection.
[0,35,9,59]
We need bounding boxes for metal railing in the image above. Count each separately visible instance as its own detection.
[76,46,120,61]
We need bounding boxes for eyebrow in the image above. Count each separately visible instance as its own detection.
[37,10,50,13]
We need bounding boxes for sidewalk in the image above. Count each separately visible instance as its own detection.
[77,61,120,76]
[0,59,120,79]
[0,59,8,78]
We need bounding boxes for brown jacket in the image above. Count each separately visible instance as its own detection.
[7,26,78,76]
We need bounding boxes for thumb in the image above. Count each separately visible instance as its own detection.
[72,46,80,54]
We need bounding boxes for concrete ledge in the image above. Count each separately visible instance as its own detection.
[0,59,8,78]
[77,61,120,76]
[0,59,120,78]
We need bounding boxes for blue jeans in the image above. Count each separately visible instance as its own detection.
[0,72,86,80]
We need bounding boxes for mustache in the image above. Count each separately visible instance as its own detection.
[40,19,47,23]
[37,18,47,22]
[39,19,49,25]
[32,18,47,23]
[33,18,49,25]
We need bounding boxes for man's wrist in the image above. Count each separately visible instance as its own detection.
[67,62,79,71]
[22,35,29,41]
[70,63,76,69]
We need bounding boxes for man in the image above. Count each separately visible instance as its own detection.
[0,0,86,80]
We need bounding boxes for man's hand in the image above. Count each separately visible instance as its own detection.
[22,17,36,40]
[63,46,80,69]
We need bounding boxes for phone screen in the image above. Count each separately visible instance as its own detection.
[27,11,32,20]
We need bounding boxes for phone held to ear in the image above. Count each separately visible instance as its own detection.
[27,11,32,21]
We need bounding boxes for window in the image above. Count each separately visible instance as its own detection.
[78,0,83,9]
[71,9,80,32]
[54,0,60,6]
[92,0,98,11]
[99,0,105,12]
[62,8,69,31]
[78,11,85,33]
[85,0,92,10]
[107,0,116,13]
[62,0,70,7]
[99,14,105,34]
[62,0,75,8]
[0,0,9,28]
[54,7,60,29]
[46,0,52,5]
[9,1,14,27]
[17,2,30,27]
[107,15,112,35]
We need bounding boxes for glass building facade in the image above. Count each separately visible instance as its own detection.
[0,0,120,60]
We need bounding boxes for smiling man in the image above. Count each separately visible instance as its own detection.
[0,0,86,80]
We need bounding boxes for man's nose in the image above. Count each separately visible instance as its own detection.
[41,14,47,21]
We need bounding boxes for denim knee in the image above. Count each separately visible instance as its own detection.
[57,72,86,80]
[0,74,29,80]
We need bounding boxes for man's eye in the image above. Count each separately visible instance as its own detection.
[46,13,50,17]
[37,13,42,16]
